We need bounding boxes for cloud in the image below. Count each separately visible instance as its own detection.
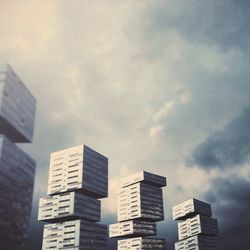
[204,174,250,250]
[191,107,250,170]
[0,1,250,250]
[153,101,175,122]
[146,0,250,51]
[149,125,164,138]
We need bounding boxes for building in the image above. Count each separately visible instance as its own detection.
[172,198,212,220]
[0,64,36,250]
[0,64,36,142]
[38,145,108,250]
[38,191,101,222]
[118,237,166,250]
[42,220,107,250]
[175,235,217,250]
[178,214,219,240]
[117,181,164,222]
[47,144,108,198]
[173,198,219,250]
[109,171,167,250]
[109,220,156,238]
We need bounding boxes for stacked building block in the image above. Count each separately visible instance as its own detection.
[0,64,36,142]
[38,144,108,250]
[0,64,36,250]
[109,171,167,250]
[173,198,219,250]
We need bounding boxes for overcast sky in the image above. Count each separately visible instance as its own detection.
[1,1,250,249]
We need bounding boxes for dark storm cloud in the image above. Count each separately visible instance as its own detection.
[204,175,250,250]
[191,107,250,169]
[146,0,250,51]
[28,195,43,250]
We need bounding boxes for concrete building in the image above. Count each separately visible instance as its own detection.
[0,64,36,250]
[173,199,219,250]
[38,191,101,222]
[178,214,219,240]
[173,198,212,221]
[121,171,166,188]
[109,171,166,250]
[117,182,164,222]
[48,144,108,198]
[118,237,166,250]
[175,235,216,250]
[109,220,156,238]
[0,64,36,142]
[42,220,107,250]
[39,145,108,250]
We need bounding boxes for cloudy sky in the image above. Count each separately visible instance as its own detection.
[1,1,250,249]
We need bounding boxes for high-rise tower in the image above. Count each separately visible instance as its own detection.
[173,198,219,250]
[109,171,167,250]
[0,64,37,250]
[38,144,108,249]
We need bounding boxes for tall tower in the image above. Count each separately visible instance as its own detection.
[172,198,219,250]
[109,171,167,249]
[0,64,37,250]
[38,144,108,249]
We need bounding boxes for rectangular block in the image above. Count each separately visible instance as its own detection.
[0,135,36,249]
[47,145,108,198]
[42,219,107,250]
[109,220,156,238]
[173,199,212,220]
[0,64,36,142]
[118,182,164,222]
[38,191,101,222]
[118,237,166,250]
[121,171,166,188]
[178,214,219,240]
[175,235,216,250]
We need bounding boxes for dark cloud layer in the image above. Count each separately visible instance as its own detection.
[191,107,250,169]
[147,0,250,51]
[204,175,250,249]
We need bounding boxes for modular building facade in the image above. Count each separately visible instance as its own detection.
[173,198,219,250]
[0,64,36,250]
[39,144,108,250]
[109,171,167,250]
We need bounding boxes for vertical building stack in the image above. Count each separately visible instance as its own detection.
[38,145,108,250]
[0,64,37,250]
[109,171,167,250]
[173,198,219,250]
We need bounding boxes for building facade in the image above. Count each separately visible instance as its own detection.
[38,144,108,250]
[109,171,167,250]
[118,237,166,250]
[173,198,219,250]
[0,64,36,250]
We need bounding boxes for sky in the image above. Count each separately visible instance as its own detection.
[1,0,250,249]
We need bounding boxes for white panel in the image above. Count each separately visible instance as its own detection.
[173,198,212,220]
[117,182,164,222]
[109,220,156,238]
[121,171,166,188]
[178,215,218,240]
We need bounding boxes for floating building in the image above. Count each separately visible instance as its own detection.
[38,191,101,222]
[38,144,108,250]
[109,171,167,250]
[0,64,36,250]
[0,64,36,142]
[42,220,107,250]
[118,237,166,250]
[173,198,212,221]
[173,198,219,250]
[109,220,157,238]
